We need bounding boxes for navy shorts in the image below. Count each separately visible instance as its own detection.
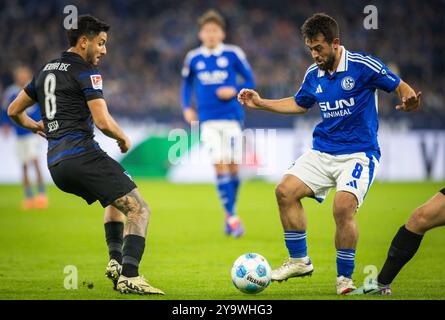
[49,151,136,207]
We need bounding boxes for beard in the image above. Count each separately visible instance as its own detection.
[86,46,96,65]
[317,52,336,71]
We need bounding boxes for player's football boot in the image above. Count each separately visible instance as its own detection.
[224,221,232,236]
[116,275,165,295]
[347,279,392,295]
[271,256,314,281]
[105,259,122,290]
[336,276,357,295]
[21,198,34,210]
[225,215,245,238]
[34,194,48,209]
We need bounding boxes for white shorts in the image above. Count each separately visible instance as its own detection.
[285,150,379,208]
[16,134,40,164]
[200,120,243,164]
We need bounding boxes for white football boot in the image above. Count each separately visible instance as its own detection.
[347,278,392,295]
[117,275,165,295]
[336,275,357,295]
[271,256,314,282]
[105,259,122,290]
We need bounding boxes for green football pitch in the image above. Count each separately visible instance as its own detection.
[0,180,444,300]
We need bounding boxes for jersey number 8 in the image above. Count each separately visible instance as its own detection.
[352,163,364,179]
[44,73,57,120]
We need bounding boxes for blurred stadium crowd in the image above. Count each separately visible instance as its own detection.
[1,0,444,128]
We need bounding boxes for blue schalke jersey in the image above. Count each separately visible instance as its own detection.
[181,43,255,122]
[294,46,401,160]
[1,84,41,136]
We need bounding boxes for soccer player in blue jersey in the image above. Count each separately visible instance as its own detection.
[181,10,255,237]
[1,66,48,210]
[238,13,421,294]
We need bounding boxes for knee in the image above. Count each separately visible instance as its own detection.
[113,194,149,217]
[407,206,429,232]
[275,182,300,205]
[214,163,229,175]
[333,201,357,224]
[132,197,150,217]
[127,202,150,226]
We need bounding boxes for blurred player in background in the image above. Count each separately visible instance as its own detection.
[1,66,47,210]
[351,188,445,295]
[7,15,163,295]
[181,9,255,238]
[238,13,421,294]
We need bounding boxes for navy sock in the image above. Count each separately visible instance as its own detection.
[122,235,146,277]
[337,249,355,278]
[217,174,235,217]
[104,222,124,264]
[284,230,307,258]
[377,225,423,285]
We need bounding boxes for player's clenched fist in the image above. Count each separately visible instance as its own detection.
[32,120,47,138]
[118,136,131,153]
[237,88,263,109]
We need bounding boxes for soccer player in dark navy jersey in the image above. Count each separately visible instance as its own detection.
[7,15,163,295]
[351,187,445,295]
[238,13,421,294]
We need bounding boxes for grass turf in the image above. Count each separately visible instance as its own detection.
[0,180,444,300]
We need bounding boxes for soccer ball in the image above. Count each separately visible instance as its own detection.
[231,253,272,294]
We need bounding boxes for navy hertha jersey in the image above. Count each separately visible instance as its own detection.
[24,51,105,167]
[294,46,401,160]
[181,43,255,122]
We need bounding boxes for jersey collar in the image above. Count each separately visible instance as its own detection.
[62,51,89,64]
[317,46,348,77]
[200,43,224,57]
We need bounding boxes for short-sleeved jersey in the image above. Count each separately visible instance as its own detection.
[181,43,255,122]
[294,46,401,160]
[24,51,105,167]
[2,84,41,136]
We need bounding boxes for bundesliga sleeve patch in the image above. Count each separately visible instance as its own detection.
[90,74,103,90]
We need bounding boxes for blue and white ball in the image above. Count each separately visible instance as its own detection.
[231,253,272,294]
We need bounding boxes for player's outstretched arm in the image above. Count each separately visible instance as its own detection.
[88,98,131,153]
[394,80,422,112]
[7,90,45,137]
[237,89,308,114]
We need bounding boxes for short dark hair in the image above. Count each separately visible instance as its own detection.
[67,14,110,46]
[198,9,225,30]
[301,13,339,43]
